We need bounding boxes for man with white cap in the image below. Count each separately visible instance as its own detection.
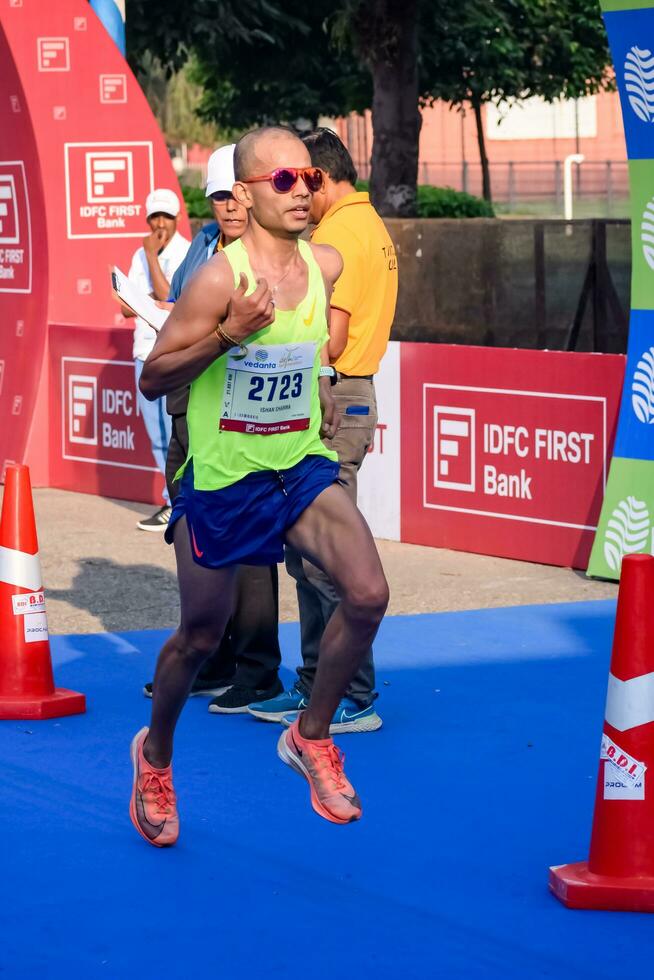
[142,146,283,710]
[127,188,190,531]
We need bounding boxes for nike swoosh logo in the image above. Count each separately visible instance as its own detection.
[341,708,368,721]
[303,297,316,326]
[135,790,165,840]
[341,792,361,807]
[190,525,204,558]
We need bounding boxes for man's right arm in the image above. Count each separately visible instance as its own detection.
[139,256,274,400]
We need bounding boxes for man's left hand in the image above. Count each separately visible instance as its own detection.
[319,378,339,440]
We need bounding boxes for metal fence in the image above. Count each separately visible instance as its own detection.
[355,160,630,217]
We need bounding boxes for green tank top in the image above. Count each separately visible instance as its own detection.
[183,237,337,490]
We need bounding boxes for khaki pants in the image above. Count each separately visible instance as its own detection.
[285,377,378,705]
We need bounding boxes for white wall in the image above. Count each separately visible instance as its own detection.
[357,341,401,541]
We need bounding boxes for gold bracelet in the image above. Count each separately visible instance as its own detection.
[214,322,247,357]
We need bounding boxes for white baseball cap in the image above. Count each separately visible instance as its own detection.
[205,144,236,197]
[145,188,181,218]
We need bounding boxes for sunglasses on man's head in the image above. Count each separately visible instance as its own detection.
[243,167,324,194]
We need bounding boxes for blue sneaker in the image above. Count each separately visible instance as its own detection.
[247,683,310,722]
[281,698,382,734]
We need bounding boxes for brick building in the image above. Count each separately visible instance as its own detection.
[335,89,628,214]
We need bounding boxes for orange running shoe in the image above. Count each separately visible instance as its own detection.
[129,727,179,847]
[277,718,362,825]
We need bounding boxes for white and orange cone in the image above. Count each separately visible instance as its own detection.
[550,554,654,911]
[0,464,85,719]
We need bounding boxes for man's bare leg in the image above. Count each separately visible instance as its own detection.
[144,516,237,768]
[285,483,389,740]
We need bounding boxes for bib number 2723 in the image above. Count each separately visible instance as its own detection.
[248,372,303,402]
[219,341,316,435]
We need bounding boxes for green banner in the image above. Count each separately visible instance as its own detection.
[588,1,654,578]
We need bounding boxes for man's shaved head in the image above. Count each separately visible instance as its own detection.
[234,126,303,181]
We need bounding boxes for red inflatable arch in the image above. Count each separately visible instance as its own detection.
[0,0,191,502]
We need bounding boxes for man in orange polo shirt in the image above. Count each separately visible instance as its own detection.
[248,128,398,734]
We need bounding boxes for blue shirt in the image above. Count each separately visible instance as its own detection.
[165,220,219,416]
[168,221,219,301]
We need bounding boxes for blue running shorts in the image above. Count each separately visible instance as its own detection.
[164,454,340,568]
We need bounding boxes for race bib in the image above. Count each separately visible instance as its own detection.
[220,342,316,435]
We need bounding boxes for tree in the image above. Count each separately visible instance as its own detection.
[135,54,228,147]
[334,0,422,217]
[188,9,370,132]
[422,0,613,204]
[127,0,409,215]
[126,0,291,71]
[127,0,369,132]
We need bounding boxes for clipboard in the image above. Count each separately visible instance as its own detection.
[111,265,169,332]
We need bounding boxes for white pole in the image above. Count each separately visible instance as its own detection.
[564,153,585,220]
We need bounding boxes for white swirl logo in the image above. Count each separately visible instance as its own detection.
[625,46,654,122]
[632,347,654,423]
[642,198,654,269]
[604,496,650,572]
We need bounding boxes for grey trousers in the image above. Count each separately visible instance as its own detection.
[285,377,378,706]
[166,413,282,689]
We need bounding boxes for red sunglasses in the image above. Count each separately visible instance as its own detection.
[243,167,324,194]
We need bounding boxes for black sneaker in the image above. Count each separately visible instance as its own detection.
[143,677,233,699]
[208,679,283,715]
[137,505,172,532]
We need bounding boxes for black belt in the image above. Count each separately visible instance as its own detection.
[336,372,373,382]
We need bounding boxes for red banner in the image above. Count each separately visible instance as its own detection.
[49,324,163,503]
[0,0,190,478]
[400,344,625,568]
[0,24,48,480]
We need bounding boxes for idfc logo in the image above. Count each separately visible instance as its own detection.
[67,375,97,445]
[62,357,159,473]
[86,151,134,204]
[99,74,127,104]
[64,142,154,239]
[0,174,18,241]
[0,161,32,294]
[423,383,608,532]
[37,37,70,72]
[433,407,475,491]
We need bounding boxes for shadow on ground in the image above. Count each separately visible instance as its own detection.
[48,557,180,632]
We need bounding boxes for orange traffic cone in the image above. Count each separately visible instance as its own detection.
[550,553,654,911]
[0,464,85,719]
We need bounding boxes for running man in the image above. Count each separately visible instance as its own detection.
[129,127,389,846]
[142,144,283,711]
[249,128,398,734]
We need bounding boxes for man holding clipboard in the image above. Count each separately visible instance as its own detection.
[120,188,190,531]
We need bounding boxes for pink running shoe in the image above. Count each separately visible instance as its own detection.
[277,718,362,825]
[129,727,179,847]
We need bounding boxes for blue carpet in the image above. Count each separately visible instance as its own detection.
[2,599,653,978]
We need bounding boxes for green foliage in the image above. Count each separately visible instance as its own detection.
[135,54,227,146]
[181,185,213,219]
[126,0,294,73]
[417,186,494,219]
[421,0,613,109]
[191,2,370,130]
[127,0,369,132]
[356,181,494,218]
